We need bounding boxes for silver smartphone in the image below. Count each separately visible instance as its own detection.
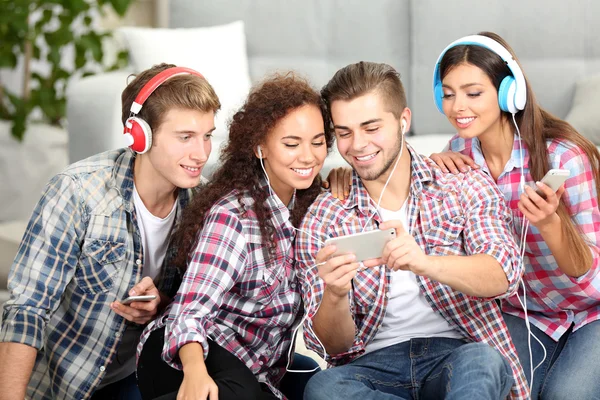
[121,295,157,305]
[324,228,397,262]
[535,168,570,198]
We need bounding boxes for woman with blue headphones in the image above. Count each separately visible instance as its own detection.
[431,31,600,399]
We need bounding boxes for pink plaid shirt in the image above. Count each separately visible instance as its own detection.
[295,145,529,400]
[137,181,301,399]
[448,135,600,341]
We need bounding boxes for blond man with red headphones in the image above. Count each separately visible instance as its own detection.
[0,63,221,400]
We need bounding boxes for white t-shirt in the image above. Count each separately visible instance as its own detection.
[364,202,462,354]
[99,185,178,388]
[132,185,178,280]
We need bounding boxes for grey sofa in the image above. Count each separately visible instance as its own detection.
[67,0,600,173]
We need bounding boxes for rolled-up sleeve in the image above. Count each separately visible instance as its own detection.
[559,147,600,284]
[460,170,523,298]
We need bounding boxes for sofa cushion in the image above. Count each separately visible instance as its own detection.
[117,21,252,141]
[565,73,600,145]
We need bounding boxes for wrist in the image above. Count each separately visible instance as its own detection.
[323,287,349,304]
[420,256,440,279]
[182,359,207,374]
[537,212,561,233]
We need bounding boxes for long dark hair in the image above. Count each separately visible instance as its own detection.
[440,31,600,271]
[172,73,334,271]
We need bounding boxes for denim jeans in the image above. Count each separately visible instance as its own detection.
[303,337,513,400]
[503,313,600,400]
[280,353,321,400]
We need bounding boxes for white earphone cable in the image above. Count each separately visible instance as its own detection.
[258,150,327,372]
[511,112,546,394]
[360,123,406,232]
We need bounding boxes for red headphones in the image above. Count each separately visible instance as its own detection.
[123,67,205,154]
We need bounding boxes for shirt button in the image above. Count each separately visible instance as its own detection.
[100,366,105,372]
[115,332,121,338]
[259,361,264,366]
[136,259,142,265]
[291,283,296,289]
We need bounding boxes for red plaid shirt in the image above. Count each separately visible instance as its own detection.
[448,135,600,341]
[138,181,301,399]
[295,145,529,400]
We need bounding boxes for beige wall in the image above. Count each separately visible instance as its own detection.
[99,0,169,29]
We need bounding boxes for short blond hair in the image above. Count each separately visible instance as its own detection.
[121,63,221,134]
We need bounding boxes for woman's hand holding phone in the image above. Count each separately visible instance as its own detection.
[519,169,569,230]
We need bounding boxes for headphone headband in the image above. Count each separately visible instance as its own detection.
[432,35,527,113]
[124,66,205,154]
[129,67,205,114]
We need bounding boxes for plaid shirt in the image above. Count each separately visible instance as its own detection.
[0,149,191,400]
[137,180,302,399]
[448,135,600,341]
[295,145,529,400]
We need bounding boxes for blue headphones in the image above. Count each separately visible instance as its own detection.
[432,35,527,114]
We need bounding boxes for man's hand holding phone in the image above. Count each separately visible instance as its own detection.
[379,220,433,276]
[111,276,161,324]
[315,245,382,298]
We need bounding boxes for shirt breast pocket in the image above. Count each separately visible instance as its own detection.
[238,266,282,307]
[422,216,465,256]
[75,239,127,294]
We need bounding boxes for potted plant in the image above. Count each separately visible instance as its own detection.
[0,0,132,221]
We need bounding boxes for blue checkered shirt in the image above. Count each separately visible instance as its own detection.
[0,149,192,399]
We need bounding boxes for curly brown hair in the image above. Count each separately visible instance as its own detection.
[172,72,334,271]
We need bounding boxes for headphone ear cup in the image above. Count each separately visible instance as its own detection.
[498,76,517,113]
[127,117,152,154]
[433,82,445,114]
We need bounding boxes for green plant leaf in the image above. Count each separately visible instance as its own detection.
[109,0,132,17]
[0,51,18,68]
[80,32,103,63]
[11,115,27,141]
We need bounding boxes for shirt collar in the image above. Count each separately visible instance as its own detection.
[111,149,192,213]
[471,134,530,175]
[258,175,294,227]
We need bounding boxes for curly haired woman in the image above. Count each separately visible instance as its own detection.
[136,73,334,400]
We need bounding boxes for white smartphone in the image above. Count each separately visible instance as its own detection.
[121,295,157,305]
[324,228,397,262]
[535,168,570,198]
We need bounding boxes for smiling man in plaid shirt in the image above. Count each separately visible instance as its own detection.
[295,62,529,400]
[0,64,220,399]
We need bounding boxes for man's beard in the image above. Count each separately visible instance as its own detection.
[358,128,403,182]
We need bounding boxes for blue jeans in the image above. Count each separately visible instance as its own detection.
[280,353,321,400]
[91,372,142,400]
[303,338,513,400]
[503,313,600,400]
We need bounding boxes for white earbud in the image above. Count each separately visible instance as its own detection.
[257,145,263,159]
[401,119,407,135]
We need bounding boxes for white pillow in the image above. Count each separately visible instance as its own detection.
[117,21,251,141]
[565,73,600,145]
